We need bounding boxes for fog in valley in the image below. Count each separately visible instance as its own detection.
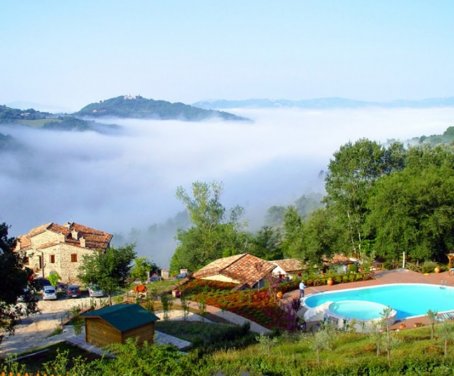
[1,107,453,267]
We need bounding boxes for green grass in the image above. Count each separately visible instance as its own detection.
[1,341,101,373]
[207,323,454,375]
[155,320,256,350]
[145,279,179,294]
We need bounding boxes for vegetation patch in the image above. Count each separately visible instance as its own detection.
[155,320,255,351]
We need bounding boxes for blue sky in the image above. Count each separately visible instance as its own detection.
[1,1,453,110]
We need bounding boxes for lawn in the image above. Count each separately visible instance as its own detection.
[155,320,256,351]
[1,341,101,374]
[207,322,454,375]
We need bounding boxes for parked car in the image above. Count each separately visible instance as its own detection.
[175,272,188,279]
[56,282,68,293]
[148,274,162,282]
[42,286,57,300]
[66,285,81,298]
[88,285,104,298]
[33,277,51,291]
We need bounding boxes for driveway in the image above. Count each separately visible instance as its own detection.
[0,297,193,357]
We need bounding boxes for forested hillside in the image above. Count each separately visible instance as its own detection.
[76,95,248,121]
[170,137,454,273]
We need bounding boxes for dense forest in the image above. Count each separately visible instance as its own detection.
[170,137,454,273]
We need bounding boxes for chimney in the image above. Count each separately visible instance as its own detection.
[71,229,78,240]
[80,237,86,248]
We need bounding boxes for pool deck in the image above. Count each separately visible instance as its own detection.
[286,269,454,330]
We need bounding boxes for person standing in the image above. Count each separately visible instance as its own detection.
[299,280,306,298]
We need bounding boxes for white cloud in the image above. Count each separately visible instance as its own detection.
[1,107,453,266]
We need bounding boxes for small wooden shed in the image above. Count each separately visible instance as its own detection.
[81,303,159,347]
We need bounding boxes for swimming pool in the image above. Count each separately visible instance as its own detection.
[304,283,454,320]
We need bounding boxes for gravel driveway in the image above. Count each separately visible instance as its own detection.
[0,296,109,357]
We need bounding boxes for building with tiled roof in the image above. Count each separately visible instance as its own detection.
[193,253,276,289]
[271,258,305,279]
[15,222,112,283]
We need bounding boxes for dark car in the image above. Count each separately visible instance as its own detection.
[32,277,51,291]
[66,285,81,298]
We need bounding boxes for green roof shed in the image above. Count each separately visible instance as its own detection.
[81,303,159,347]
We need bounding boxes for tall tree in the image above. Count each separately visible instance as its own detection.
[366,159,454,262]
[130,257,155,283]
[281,206,304,258]
[325,139,405,254]
[0,223,37,342]
[170,182,248,273]
[78,245,136,304]
[250,226,283,260]
[301,207,344,262]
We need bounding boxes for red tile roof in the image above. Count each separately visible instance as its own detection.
[17,222,112,251]
[194,253,276,288]
[271,259,304,273]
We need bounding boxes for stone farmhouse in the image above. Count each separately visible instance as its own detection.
[15,222,112,283]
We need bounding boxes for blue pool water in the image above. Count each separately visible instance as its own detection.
[328,300,392,321]
[304,284,454,320]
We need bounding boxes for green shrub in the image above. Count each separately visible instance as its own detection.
[421,261,438,274]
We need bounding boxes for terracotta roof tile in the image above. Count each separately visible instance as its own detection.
[194,253,276,288]
[16,221,112,251]
[271,259,304,273]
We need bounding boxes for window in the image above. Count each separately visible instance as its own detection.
[50,255,55,263]
[23,256,29,265]
[71,253,78,262]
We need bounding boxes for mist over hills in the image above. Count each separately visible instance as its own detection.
[1,103,454,268]
[194,97,454,110]
[76,95,248,122]
[0,95,247,144]
[0,104,117,133]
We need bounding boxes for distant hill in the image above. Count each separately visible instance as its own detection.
[76,95,248,121]
[413,126,454,146]
[194,97,454,110]
[0,132,15,150]
[0,105,116,132]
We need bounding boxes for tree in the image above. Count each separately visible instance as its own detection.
[249,226,283,260]
[130,257,154,283]
[300,207,344,262]
[325,139,405,254]
[427,310,438,340]
[170,182,249,273]
[438,319,453,358]
[78,245,136,305]
[366,156,454,262]
[264,205,287,227]
[48,271,61,288]
[0,223,37,342]
[281,206,304,258]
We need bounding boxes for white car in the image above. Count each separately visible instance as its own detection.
[88,285,104,298]
[42,286,57,300]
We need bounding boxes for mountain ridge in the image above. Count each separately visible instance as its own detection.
[194,97,454,110]
[76,95,248,121]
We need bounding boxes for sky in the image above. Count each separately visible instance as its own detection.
[1,1,454,111]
